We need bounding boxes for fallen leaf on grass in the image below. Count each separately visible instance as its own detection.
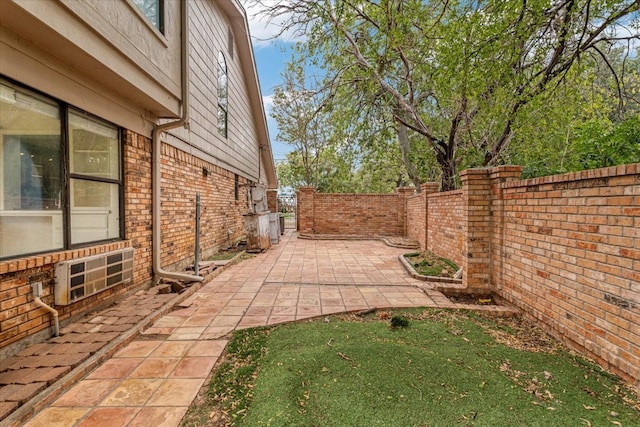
[580,418,592,427]
[337,352,354,362]
[583,405,596,410]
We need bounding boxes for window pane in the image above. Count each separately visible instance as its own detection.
[133,0,162,31]
[71,179,120,244]
[0,81,63,258]
[69,111,120,180]
[217,51,228,137]
[217,109,227,138]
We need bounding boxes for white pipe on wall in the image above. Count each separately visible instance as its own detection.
[31,282,59,337]
[151,0,203,285]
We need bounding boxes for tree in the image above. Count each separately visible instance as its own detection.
[271,57,332,188]
[504,48,640,177]
[259,0,640,190]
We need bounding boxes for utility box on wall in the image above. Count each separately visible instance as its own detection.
[248,183,268,214]
[244,183,271,252]
[269,212,280,244]
[244,212,271,252]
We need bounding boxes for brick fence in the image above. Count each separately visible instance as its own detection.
[297,164,640,385]
[297,186,412,236]
[406,184,463,267]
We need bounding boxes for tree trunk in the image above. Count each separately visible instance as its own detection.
[396,119,423,191]
[440,160,457,192]
[434,147,457,192]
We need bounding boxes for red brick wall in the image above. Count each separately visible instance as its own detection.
[158,143,249,270]
[294,164,640,385]
[0,241,130,353]
[267,190,278,213]
[124,131,153,286]
[297,189,410,236]
[427,190,463,267]
[495,164,640,385]
[0,130,251,355]
[406,193,426,248]
[405,185,463,266]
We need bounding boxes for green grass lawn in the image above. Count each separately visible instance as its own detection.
[182,309,639,427]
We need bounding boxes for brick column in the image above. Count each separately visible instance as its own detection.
[396,186,415,236]
[460,169,492,291]
[488,166,522,290]
[267,189,278,213]
[296,186,315,233]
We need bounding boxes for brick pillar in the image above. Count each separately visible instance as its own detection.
[267,190,278,213]
[396,186,415,236]
[460,169,492,292]
[297,186,315,233]
[488,166,522,290]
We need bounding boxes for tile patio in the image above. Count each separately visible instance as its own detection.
[4,231,516,426]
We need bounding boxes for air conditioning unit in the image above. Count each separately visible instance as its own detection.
[55,248,134,305]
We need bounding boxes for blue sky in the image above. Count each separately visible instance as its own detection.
[242,1,299,163]
[253,42,293,162]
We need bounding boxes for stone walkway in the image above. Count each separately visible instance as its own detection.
[4,231,516,426]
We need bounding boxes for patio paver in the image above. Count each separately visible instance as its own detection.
[3,231,518,427]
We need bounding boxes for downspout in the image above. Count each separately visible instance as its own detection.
[152,0,203,284]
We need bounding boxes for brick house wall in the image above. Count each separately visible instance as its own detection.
[0,130,252,357]
[0,242,131,357]
[158,143,249,271]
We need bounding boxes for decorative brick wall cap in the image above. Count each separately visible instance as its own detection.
[500,162,639,189]
[396,186,416,194]
[419,183,440,193]
[0,241,133,274]
[428,189,463,198]
[460,168,490,179]
[489,165,523,175]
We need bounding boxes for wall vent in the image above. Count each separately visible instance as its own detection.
[54,248,134,305]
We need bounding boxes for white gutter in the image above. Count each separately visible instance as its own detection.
[152,0,203,285]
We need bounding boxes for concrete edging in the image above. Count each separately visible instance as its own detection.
[398,253,464,285]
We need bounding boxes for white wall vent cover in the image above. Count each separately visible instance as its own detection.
[55,248,134,305]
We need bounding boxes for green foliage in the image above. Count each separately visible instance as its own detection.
[569,117,640,171]
[505,51,640,178]
[265,0,640,190]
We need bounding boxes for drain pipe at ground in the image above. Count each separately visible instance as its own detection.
[152,0,203,285]
[31,282,59,337]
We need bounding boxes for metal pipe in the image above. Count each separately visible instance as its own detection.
[32,283,59,337]
[151,0,203,284]
[194,193,201,276]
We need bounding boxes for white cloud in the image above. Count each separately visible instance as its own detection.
[241,0,305,47]
[262,94,275,111]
